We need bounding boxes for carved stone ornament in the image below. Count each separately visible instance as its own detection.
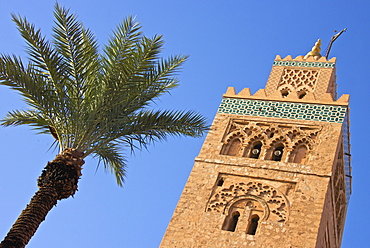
[207,179,290,223]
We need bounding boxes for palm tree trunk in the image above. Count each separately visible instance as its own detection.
[0,187,58,248]
[0,149,84,248]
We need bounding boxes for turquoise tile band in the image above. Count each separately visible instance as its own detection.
[218,98,347,123]
[273,60,335,68]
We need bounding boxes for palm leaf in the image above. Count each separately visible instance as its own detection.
[0,4,208,186]
[93,142,127,186]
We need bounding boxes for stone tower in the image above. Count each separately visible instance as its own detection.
[160,40,351,248]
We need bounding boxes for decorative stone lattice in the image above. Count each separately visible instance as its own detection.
[277,69,318,93]
[207,180,289,222]
[265,59,336,96]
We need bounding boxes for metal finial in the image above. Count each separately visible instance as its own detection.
[306,39,322,58]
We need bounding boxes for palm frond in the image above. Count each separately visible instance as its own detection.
[97,53,188,128]
[51,3,101,147]
[102,15,141,72]
[0,109,48,128]
[0,55,56,112]
[130,109,208,139]
[84,109,207,156]
[52,3,100,99]
[11,13,66,86]
[10,12,71,140]
[0,5,208,187]
[93,142,127,186]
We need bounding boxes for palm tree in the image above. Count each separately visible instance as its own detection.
[0,4,207,248]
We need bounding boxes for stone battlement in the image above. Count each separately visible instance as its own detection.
[223,87,349,106]
[274,54,336,63]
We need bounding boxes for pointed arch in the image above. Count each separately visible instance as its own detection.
[290,139,312,164]
[243,131,268,159]
[222,138,241,156]
[246,140,263,159]
[266,136,288,161]
[265,141,286,161]
[271,143,284,161]
[221,131,245,156]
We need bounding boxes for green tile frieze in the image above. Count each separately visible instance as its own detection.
[218,98,347,123]
[273,60,335,68]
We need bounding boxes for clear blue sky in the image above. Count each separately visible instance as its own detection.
[0,1,368,247]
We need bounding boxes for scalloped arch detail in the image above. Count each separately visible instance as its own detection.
[207,180,289,222]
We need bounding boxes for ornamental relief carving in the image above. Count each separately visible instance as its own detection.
[207,175,293,223]
[221,120,322,163]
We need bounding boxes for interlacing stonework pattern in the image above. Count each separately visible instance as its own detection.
[278,69,318,93]
[312,69,337,99]
[222,120,320,162]
[218,98,347,123]
[207,179,289,222]
[273,60,335,68]
[265,66,285,96]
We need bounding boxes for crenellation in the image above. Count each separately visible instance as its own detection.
[274,54,336,63]
[223,87,349,105]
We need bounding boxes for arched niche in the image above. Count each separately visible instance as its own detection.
[292,144,308,163]
[245,141,263,159]
[222,211,240,232]
[247,214,260,235]
[222,197,266,234]
[221,138,242,156]
[271,143,284,161]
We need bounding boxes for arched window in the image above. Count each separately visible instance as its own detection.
[271,144,284,161]
[224,138,241,156]
[247,214,260,235]
[249,141,262,159]
[293,145,308,163]
[298,91,307,99]
[226,211,240,232]
[281,89,289,98]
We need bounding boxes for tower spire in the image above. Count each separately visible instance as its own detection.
[305,39,322,58]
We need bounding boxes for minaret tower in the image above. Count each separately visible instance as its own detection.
[161,40,351,248]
